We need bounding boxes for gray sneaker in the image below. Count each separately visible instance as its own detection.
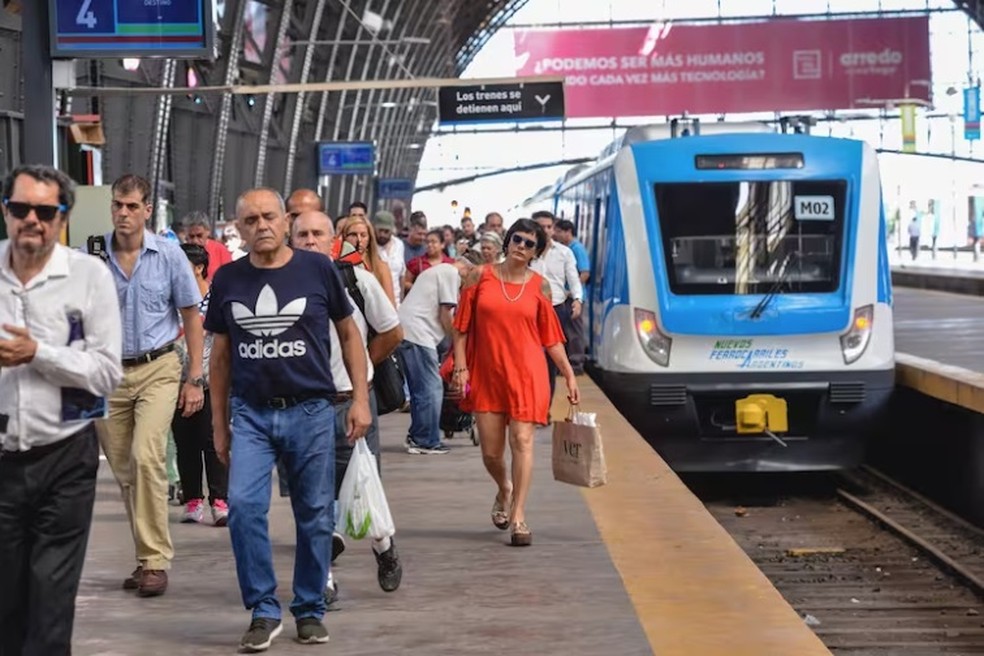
[295,617,330,644]
[240,617,282,653]
[405,438,450,455]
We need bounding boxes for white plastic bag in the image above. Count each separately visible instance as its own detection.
[336,439,396,540]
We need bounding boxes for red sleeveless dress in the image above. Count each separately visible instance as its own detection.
[453,265,565,425]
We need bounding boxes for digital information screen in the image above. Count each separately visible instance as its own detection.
[377,178,414,199]
[50,0,215,59]
[318,142,375,176]
[694,153,805,170]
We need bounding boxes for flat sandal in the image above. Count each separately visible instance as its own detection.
[510,521,532,547]
[491,497,510,530]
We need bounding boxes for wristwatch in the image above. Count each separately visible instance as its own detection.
[188,375,206,388]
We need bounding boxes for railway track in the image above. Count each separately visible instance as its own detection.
[695,468,984,654]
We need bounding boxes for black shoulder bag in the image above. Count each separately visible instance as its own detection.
[337,262,406,415]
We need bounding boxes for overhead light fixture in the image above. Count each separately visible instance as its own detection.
[402,36,430,45]
[362,8,393,34]
[122,58,141,71]
[380,101,398,108]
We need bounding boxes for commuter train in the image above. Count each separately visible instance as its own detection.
[524,121,894,472]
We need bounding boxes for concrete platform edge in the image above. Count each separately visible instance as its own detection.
[552,378,832,655]
[896,351,984,414]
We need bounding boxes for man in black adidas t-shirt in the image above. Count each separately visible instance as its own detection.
[206,187,370,651]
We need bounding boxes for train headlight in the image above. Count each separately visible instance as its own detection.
[635,308,671,367]
[840,305,874,365]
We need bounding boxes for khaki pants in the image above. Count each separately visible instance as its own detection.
[97,351,181,571]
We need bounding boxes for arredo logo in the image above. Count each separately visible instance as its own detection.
[232,284,307,359]
[839,49,903,68]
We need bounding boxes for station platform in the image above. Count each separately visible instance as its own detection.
[891,249,984,296]
[893,285,984,412]
[73,377,830,655]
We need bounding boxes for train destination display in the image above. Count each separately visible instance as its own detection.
[50,0,215,59]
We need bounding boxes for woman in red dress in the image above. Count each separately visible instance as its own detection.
[451,218,580,546]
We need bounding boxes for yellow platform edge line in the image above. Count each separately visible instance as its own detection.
[896,352,984,414]
[551,380,832,656]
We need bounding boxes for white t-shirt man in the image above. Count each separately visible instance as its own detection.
[377,238,406,305]
[329,266,400,391]
[398,263,459,349]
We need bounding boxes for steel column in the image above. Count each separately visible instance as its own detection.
[149,59,177,214]
[283,0,328,194]
[21,0,53,165]
[338,0,396,209]
[254,0,295,187]
[208,0,248,222]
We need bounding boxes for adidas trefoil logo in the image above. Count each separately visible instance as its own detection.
[232,285,308,360]
[232,284,306,337]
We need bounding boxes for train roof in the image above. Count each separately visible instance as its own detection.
[549,120,777,193]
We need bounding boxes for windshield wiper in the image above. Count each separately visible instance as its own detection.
[749,252,798,320]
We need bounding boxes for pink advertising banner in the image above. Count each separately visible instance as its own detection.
[512,16,932,118]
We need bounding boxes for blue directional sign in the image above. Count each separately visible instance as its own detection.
[377,178,414,199]
[49,0,216,59]
[965,87,981,141]
[317,142,375,176]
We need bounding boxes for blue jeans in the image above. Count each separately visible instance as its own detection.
[228,396,335,622]
[396,341,443,448]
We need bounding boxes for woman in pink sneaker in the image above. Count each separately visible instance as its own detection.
[172,242,229,525]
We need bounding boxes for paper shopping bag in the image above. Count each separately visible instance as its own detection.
[552,406,608,488]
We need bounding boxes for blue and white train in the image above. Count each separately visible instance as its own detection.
[525,121,894,472]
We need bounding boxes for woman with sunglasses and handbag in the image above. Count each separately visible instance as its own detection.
[450,218,580,547]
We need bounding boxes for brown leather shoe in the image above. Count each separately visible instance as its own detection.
[123,566,143,591]
[137,569,168,597]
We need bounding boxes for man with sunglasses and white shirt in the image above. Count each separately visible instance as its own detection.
[97,174,205,598]
[529,210,583,401]
[0,165,123,654]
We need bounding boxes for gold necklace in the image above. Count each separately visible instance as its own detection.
[498,264,529,303]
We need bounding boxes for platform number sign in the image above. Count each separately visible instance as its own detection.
[54,0,113,35]
[794,195,835,221]
[76,0,97,29]
[51,0,215,59]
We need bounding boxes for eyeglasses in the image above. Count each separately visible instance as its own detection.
[510,234,537,250]
[2,199,66,222]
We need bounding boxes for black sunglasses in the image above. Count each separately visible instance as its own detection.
[3,199,66,222]
[510,233,537,250]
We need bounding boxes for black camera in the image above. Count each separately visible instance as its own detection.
[86,235,110,264]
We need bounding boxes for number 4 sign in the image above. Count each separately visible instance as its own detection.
[76,0,97,29]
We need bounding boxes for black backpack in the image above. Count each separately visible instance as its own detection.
[335,261,406,415]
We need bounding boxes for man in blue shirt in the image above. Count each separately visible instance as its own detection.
[98,174,205,598]
[207,187,370,652]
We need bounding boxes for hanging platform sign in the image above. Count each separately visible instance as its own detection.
[965,86,981,141]
[317,141,375,176]
[437,80,565,125]
[49,0,216,59]
[900,104,917,153]
[377,178,414,199]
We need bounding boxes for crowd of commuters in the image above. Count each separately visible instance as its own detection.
[0,164,590,654]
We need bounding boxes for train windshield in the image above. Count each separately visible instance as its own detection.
[654,180,846,296]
